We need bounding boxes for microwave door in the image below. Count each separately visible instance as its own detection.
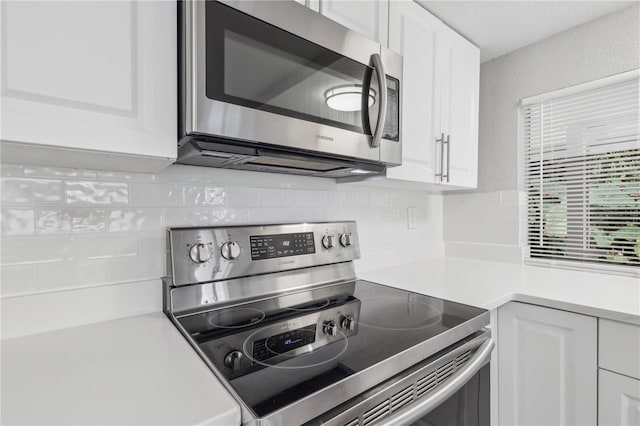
[189,0,383,163]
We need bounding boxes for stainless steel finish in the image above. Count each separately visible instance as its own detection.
[188,243,213,264]
[435,133,445,181]
[169,262,356,316]
[224,350,244,373]
[443,133,451,183]
[339,233,352,247]
[378,338,494,426]
[223,0,378,65]
[379,47,402,167]
[220,241,241,260]
[341,315,356,331]
[169,222,359,287]
[323,320,338,337]
[313,330,491,426]
[180,0,196,140]
[180,0,403,176]
[369,53,387,149]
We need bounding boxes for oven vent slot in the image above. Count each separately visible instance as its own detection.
[362,400,390,425]
[344,419,359,426]
[416,350,472,398]
[416,370,437,397]
[456,349,472,367]
[390,385,414,412]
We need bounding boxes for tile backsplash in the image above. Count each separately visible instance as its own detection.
[1,164,443,300]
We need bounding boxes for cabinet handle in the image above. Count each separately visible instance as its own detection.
[443,133,451,183]
[435,133,445,181]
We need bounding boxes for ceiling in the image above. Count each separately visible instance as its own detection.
[416,1,637,62]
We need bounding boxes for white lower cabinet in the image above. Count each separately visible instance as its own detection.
[599,369,640,426]
[497,302,597,425]
[598,319,640,426]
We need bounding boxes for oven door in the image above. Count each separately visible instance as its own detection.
[181,0,401,165]
[304,331,493,426]
[405,363,490,426]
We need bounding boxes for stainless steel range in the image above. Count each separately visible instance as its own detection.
[163,222,493,426]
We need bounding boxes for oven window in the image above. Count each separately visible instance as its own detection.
[205,1,382,135]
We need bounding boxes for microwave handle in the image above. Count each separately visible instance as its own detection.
[369,53,387,148]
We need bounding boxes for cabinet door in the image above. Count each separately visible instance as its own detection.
[1,1,176,172]
[436,28,479,188]
[319,0,388,44]
[498,302,597,426]
[385,1,439,183]
[294,0,320,13]
[599,369,640,426]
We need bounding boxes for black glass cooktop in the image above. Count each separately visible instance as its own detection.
[177,280,488,419]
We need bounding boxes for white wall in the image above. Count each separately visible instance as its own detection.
[444,4,640,262]
[0,163,443,338]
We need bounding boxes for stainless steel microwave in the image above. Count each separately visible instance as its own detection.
[178,0,402,178]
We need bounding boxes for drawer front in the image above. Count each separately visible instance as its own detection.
[598,369,640,426]
[599,319,640,379]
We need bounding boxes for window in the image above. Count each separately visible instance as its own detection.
[522,71,639,274]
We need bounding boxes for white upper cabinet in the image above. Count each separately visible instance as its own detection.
[318,1,388,44]
[294,0,320,13]
[386,1,479,189]
[0,1,176,173]
[435,27,480,188]
[385,1,439,183]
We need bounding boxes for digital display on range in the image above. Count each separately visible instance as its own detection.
[250,232,315,260]
[252,324,317,362]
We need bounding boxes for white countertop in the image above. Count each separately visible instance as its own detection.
[358,257,640,325]
[2,257,638,426]
[0,312,241,426]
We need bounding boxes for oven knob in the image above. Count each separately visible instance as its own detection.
[221,241,241,260]
[341,315,356,331]
[339,233,352,247]
[189,243,212,263]
[323,320,338,337]
[322,235,334,249]
[224,350,243,372]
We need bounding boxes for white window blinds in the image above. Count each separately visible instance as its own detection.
[522,71,640,272]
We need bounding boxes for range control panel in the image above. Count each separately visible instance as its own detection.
[168,222,360,286]
[250,232,315,260]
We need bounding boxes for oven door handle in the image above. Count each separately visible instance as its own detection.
[376,338,495,426]
[368,53,387,148]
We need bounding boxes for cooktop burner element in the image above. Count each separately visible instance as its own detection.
[163,222,490,426]
[207,308,265,329]
[285,298,331,311]
[357,297,443,331]
[358,299,442,330]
